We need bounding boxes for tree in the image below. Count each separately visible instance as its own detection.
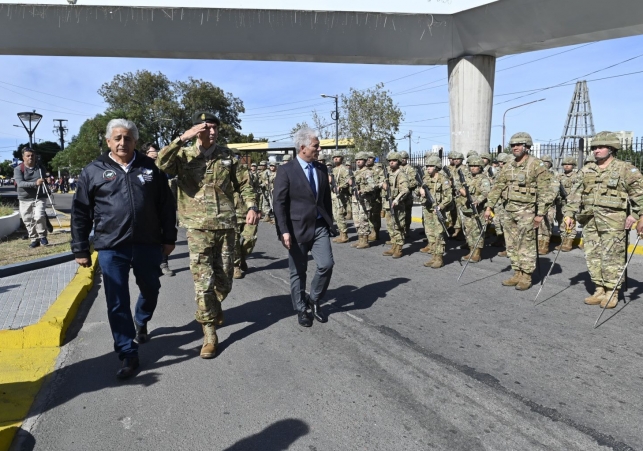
[339,83,403,156]
[290,122,310,138]
[311,111,333,139]
[0,160,14,177]
[13,141,62,170]
[98,71,245,146]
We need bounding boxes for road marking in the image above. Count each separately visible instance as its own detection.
[345,312,363,322]
[268,272,289,285]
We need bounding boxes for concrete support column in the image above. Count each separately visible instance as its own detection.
[448,55,496,157]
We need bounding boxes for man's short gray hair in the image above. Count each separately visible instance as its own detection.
[293,127,318,152]
[105,119,139,140]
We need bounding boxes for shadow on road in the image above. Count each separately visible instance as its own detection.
[327,277,410,312]
[222,418,309,451]
[7,426,35,451]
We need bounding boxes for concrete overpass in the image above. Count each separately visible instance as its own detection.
[1,0,643,153]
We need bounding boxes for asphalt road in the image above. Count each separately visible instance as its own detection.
[11,220,643,451]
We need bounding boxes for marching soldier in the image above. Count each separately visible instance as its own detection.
[261,162,277,223]
[382,152,409,258]
[156,111,259,359]
[449,151,467,241]
[257,160,269,218]
[563,131,643,308]
[419,154,453,268]
[366,154,385,239]
[484,132,555,291]
[480,152,494,178]
[491,153,510,254]
[535,154,559,255]
[554,156,579,252]
[349,152,377,249]
[399,151,418,238]
[457,156,491,263]
[331,152,351,243]
[232,154,260,279]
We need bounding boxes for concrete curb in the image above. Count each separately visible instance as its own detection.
[0,251,98,450]
[0,251,75,278]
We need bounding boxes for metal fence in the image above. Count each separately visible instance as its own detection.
[406,137,643,171]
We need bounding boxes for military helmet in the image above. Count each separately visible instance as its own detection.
[562,156,577,166]
[259,160,268,166]
[585,153,596,164]
[495,153,509,163]
[451,151,464,160]
[468,150,479,157]
[467,156,484,167]
[269,161,276,167]
[480,152,492,161]
[540,155,553,163]
[509,132,533,147]
[591,131,621,150]
[366,152,376,159]
[447,151,456,159]
[282,154,292,161]
[331,151,344,159]
[399,151,409,159]
[250,162,257,167]
[424,151,435,160]
[425,155,442,168]
[386,151,401,161]
[355,151,369,161]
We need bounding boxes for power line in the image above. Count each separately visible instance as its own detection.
[241,101,328,118]
[244,98,322,111]
[0,85,93,115]
[0,98,91,117]
[401,115,449,124]
[496,43,597,73]
[0,80,105,107]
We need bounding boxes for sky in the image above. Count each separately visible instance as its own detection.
[1,33,643,160]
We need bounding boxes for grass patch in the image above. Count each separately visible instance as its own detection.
[0,204,14,217]
[0,219,72,266]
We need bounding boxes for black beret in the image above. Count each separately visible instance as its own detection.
[192,111,220,126]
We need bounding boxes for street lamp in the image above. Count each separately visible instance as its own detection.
[17,111,43,148]
[321,94,339,152]
[502,99,545,150]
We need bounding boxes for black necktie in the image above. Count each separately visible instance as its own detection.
[307,163,317,199]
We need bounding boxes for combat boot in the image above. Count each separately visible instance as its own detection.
[382,244,396,256]
[392,244,403,259]
[385,240,393,245]
[424,255,444,268]
[538,238,550,255]
[465,248,481,263]
[515,272,533,291]
[262,216,272,223]
[367,231,377,242]
[333,232,349,244]
[233,266,243,279]
[560,237,574,252]
[584,286,606,305]
[498,250,508,257]
[350,239,360,248]
[502,270,522,286]
[420,244,433,253]
[600,287,618,309]
[200,323,218,359]
[355,236,370,249]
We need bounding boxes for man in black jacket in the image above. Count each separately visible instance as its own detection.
[273,127,334,327]
[71,119,177,379]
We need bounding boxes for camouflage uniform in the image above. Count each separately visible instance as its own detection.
[261,164,277,222]
[536,155,559,254]
[419,155,452,268]
[486,132,555,290]
[399,151,418,236]
[555,156,580,251]
[447,152,466,238]
[331,157,351,242]
[491,153,510,247]
[367,157,385,239]
[156,134,256,332]
[383,152,409,257]
[456,156,492,262]
[351,152,378,248]
[563,132,643,307]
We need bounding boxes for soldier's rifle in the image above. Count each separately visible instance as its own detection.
[415,168,450,238]
[329,172,339,196]
[457,169,484,231]
[458,221,488,281]
[533,222,573,304]
[347,167,366,216]
[381,162,402,229]
[594,234,641,328]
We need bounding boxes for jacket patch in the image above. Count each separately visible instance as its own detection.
[103,170,116,181]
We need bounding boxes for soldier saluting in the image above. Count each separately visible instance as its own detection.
[157,111,259,359]
[484,132,555,291]
[563,131,643,308]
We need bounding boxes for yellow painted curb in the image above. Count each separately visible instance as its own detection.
[0,253,98,349]
[0,252,98,451]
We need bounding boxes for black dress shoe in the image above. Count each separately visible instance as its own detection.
[298,311,312,327]
[116,356,140,379]
[306,296,327,323]
[135,323,149,344]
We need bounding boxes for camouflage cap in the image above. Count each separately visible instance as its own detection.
[399,151,409,159]
[562,156,577,166]
[355,151,369,161]
[480,152,492,161]
[540,155,553,163]
[259,160,268,166]
[467,150,479,157]
[386,151,401,161]
[451,151,464,159]
[591,131,621,150]
[467,156,484,167]
[509,132,533,147]
[192,111,220,126]
[425,155,442,168]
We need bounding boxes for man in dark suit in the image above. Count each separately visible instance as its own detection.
[273,127,335,327]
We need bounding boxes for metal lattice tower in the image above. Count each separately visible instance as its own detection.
[558,80,595,164]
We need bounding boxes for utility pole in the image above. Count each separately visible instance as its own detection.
[321,94,339,152]
[53,119,68,150]
[559,80,595,167]
[402,130,412,154]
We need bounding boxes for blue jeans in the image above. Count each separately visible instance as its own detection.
[98,244,163,360]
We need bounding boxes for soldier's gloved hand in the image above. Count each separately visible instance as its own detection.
[419,188,426,198]
[624,215,637,230]
[483,208,493,222]
[564,217,575,231]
